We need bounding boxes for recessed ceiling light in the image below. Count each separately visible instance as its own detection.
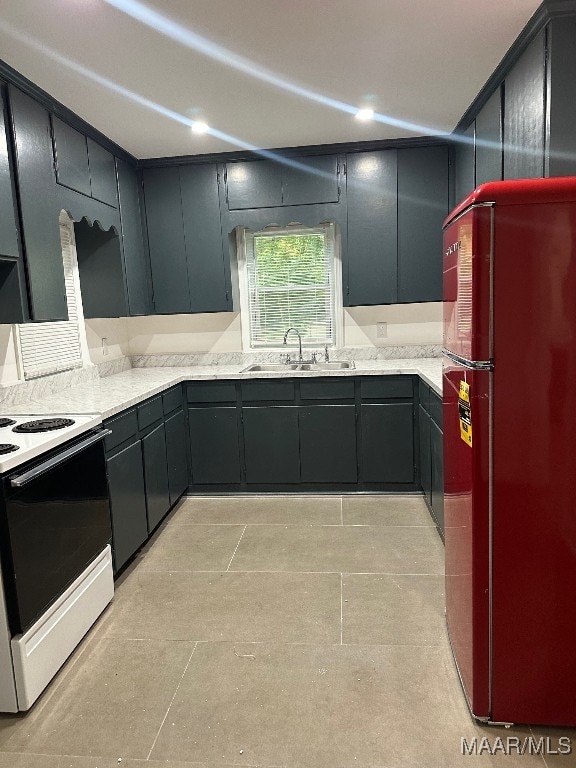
[355,108,374,122]
[191,121,209,134]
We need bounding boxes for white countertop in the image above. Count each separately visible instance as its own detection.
[4,359,442,420]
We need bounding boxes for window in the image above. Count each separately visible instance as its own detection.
[239,223,340,349]
[17,213,90,379]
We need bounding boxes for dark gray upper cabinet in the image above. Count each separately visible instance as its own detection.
[8,86,68,321]
[282,155,339,206]
[346,150,398,306]
[397,146,449,303]
[547,16,576,177]
[0,91,19,260]
[116,159,152,315]
[143,166,190,314]
[475,88,503,186]
[87,138,117,206]
[179,163,229,313]
[51,116,91,197]
[226,160,282,209]
[74,219,127,318]
[503,29,546,180]
[226,155,339,210]
[453,123,475,206]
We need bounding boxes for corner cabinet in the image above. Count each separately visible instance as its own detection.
[103,385,188,572]
[142,163,230,314]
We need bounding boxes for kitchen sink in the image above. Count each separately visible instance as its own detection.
[241,361,353,373]
[240,363,301,372]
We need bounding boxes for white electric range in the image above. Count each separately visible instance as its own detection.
[0,413,103,473]
[0,412,114,712]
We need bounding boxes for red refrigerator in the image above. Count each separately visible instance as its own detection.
[443,176,576,726]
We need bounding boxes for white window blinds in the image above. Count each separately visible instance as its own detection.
[244,224,336,348]
[18,221,84,379]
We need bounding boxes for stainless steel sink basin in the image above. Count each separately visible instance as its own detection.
[241,361,353,373]
[241,363,300,372]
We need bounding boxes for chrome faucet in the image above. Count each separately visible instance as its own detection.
[283,328,303,361]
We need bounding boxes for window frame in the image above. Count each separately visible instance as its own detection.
[236,222,343,352]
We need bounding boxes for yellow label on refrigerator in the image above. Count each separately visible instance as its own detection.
[458,380,472,447]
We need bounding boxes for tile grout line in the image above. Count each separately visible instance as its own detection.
[146,641,198,761]
[226,524,247,571]
[340,573,344,645]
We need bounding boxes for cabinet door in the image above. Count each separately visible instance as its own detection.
[430,420,444,535]
[503,30,546,181]
[9,87,68,321]
[453,123,475,206]
[360,403,414,483]
[0,89,19,260]
[188,407,241,484]
[116,159,152,315]
[87,138,117,206]
[142,422,170,533]
[300,405,357,483]
[346,150,397,305]
[397,146,449,303]
[475,88,503,186]
[107,440,148,572]
[179,164,230,312]
[243,406,300,484]
[165,408,189,504]
[143,166,190,313]
[51,117,91,196]
[226,160,282,209]
[282,155,339,205]
[418,404,432,504]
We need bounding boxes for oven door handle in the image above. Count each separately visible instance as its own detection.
[10,429,112,488]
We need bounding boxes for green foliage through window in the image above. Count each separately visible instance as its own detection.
[246,227,335,348]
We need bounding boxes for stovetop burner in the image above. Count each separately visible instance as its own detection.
[0,444,19,455]
[0,418,16,429]
[13,418,76,434]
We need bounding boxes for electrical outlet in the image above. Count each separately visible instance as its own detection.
[102,337,109,356]
[376,322,387,338]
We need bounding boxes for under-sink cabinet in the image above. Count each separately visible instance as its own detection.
[186,376,418,492]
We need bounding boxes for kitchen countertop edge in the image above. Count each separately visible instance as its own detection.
[4,359,442,421]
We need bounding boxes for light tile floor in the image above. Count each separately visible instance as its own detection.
[0,495,574,768]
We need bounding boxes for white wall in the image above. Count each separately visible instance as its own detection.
[126,303,443,355]
[0,325,21,386]
[84,317,130,364]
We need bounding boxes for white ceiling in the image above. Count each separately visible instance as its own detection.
[0,0,542,159]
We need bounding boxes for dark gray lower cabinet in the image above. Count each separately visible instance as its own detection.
[141,422,170,532]
[188,407,241,484]
[430,420,444,533]
[418,404,432,504]
[165,409,189,504]
[243,407,300,484]
[360,404,415,483]
[106,440,148,572]
[299,405,357,483]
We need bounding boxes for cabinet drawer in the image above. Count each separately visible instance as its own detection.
[360,376,414,400]
[163,385,183,415]
[187,382,237,403]
[429,390,443,428]
[299,378,355,400]
[418,379,430,412]
[104,409,138,452]
[137,396,163,431]
[241,380,295,402]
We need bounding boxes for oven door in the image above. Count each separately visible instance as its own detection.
[1,429,112,634]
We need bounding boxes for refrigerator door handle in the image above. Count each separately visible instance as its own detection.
[443,348,493,371]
